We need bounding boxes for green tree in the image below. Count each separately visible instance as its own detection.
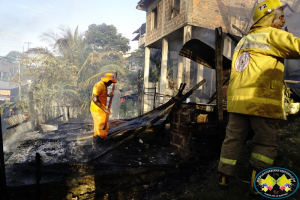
[85,23,130,53]
[3,51,21,63]
[12,48,80,120]
[0,51,22,81]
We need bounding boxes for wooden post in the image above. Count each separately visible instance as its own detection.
[67,106,70,121]
[142,86,145,115]
[215,27,224,143]
[138,69,142,116]
[153,87,157,109]
[0,115,8,200]
[29,91,35,129]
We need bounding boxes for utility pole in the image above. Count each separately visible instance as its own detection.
[24,42,32,51]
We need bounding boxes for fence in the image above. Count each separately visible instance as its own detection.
[52,106,79,122]
[143,86,173,113]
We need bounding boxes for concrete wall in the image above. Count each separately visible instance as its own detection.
[191,0,255,35]
[144,0,299,45]
[145,0,253,47]
[145,0,187,46]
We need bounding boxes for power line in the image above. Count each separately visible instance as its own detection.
[0,45,23,49]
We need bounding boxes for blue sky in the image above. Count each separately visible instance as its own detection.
[0,0,146,56]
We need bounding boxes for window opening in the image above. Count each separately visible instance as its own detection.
[171,0,180,18]
[151,7,158,30]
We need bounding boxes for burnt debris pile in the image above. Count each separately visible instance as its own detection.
[2,80,226,199]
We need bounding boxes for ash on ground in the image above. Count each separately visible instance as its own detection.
[3,116,300,200]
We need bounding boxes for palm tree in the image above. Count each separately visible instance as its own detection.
[13,26,130,119]
[41,26,88,67]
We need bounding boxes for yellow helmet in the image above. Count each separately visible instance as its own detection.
[252,0,284,24]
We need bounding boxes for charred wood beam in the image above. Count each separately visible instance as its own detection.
[104,83,186,140]
[215,27,225,144]
[163,83,186,125]
[88,80,206,163]
[88,104,176,163]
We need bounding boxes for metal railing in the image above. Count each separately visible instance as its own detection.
[143,87,173,110]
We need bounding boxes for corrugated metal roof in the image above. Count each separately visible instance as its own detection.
[136,0,154,11]
[133,23,146,34]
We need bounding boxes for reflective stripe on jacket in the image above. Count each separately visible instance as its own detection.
[227,27,300,119]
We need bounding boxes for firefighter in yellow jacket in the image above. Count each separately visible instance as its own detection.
[90,73,117,149]
[217,0,300,193]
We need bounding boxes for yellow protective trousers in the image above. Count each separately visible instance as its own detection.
[218,113,279,176]
[91,111,109,138]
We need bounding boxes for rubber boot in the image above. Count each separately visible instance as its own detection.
[250,167,262,195]
[217,171,230,190]
[92,136,97,150]
[96,137,105,150]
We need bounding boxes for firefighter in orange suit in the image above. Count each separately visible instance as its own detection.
[90,73,117,149]
[217,0,300,193]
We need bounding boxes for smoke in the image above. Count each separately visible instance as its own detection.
[107,88,121,119]
[3,128,25,152]
[3,119,34,153]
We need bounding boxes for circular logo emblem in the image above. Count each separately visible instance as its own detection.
[234,52,250,72]
[111,75,114,79]
[254,167,299,199]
